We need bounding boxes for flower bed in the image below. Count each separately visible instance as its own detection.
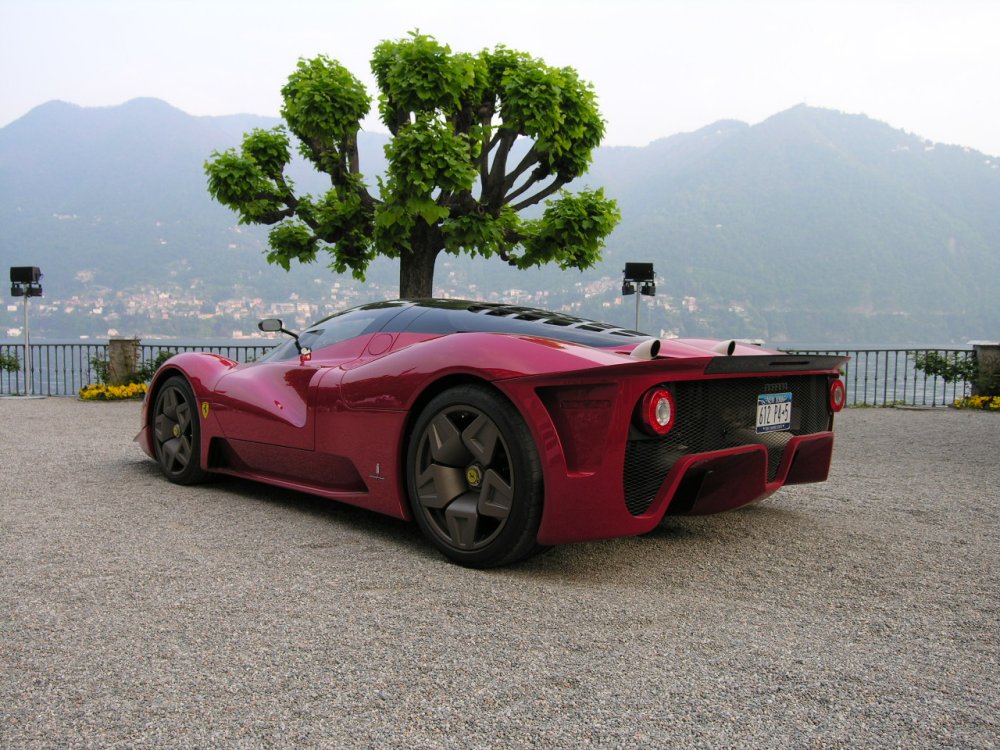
[79,382,148,401]
[953,395,1000,411]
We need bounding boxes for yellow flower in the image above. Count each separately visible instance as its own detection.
[953,394,1000,411]
[78,382,148,400]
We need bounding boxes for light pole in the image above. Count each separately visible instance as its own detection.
[10,266,43,396]
[621,262,655,331]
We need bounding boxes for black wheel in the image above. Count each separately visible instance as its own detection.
[152,376,208,485]
[406,385,544,568]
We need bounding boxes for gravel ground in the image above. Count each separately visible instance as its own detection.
[1,398,997,749]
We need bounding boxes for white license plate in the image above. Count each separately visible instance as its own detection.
[756,392,792,433]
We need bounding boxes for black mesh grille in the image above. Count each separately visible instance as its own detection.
[623,375,831,515]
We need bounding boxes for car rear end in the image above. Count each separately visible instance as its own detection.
[496,351,848,545]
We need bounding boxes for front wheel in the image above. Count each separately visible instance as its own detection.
[152,375,208,485]
[406,385,544,568]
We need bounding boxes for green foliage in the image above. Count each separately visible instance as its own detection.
[90,355,110,385]
[912,352,977,383]
[205,127,294,223]
[372,33,484,124]
[136,351,175,382]
[89,350,174,385]
[491,50,603,177]
[912,351,1000,397]
[517,189,621,270]
[266,221,318,270]
[0,352,19,373]
[281,56,372,172]
[204,31,618,297]
[975,370,1000,397]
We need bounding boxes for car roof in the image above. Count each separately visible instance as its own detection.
[382,299,648,348]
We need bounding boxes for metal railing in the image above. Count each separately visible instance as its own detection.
[139,343,275,365]
[2,342,108,397]
[780,348,974,407]
[0,342,274,397]
[0,341,975,405]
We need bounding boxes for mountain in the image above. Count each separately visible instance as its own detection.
[585,105,1000,343]
[1,98,998,344]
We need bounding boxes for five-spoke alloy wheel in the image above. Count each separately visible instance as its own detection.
[407,385,543,568]
[152,375,207,485]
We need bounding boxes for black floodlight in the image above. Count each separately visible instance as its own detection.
[10,266,43,395]
[623,262,654,283]
[623,262,655,330]
[10,267,43,297]
[10,266,42,283]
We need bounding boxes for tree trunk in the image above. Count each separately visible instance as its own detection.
[399,246,440,298]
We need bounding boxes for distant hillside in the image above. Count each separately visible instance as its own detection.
[0,98,386,301]
[585,105,1000,343]
[1,98,998,344]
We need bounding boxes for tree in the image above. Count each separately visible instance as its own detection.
[205,32,620,298]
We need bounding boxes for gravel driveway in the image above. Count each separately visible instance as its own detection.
[1,398,997,749]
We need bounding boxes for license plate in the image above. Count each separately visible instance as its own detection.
[756,392,792,433]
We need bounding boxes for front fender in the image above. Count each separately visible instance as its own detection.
[136,353,242,460]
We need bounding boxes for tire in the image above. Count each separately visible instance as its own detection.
[406,385,544,568]
[151,375,208,485]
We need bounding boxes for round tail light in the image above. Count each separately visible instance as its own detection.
[639,388,675,435]
[829,379,846,412]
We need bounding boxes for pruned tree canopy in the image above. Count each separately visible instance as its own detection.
[206,31,620,298]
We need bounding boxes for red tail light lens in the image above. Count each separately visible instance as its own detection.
[639,388,675,435]
[829,379,846,412]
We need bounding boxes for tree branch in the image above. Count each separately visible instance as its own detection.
[271,175,298,206]
[509,176,567,212]
[478,121,493,187]
[345,130,361,175]
[502,146,541,194]
[254,208,297,225]
[502,173,542,206]
[495,243,522,267]
[483,129,517,207]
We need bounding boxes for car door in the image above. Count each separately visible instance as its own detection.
[212,334,372,451]
[212,304,411,451]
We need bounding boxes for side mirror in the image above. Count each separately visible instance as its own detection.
[258,318,283,333]
[258,318,303,352]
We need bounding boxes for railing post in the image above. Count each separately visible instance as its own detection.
[973,343,1000,396]
[108,338,141,385]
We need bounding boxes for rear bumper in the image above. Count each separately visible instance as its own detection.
[536,432,834,545]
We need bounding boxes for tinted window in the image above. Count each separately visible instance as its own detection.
[256,301,410,362]
[299,309,386,351]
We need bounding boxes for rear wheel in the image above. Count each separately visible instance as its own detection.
[152,376,208,485]
[406,385,544,568]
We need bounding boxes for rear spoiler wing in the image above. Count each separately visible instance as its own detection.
[703,354,849,375]
[505,352,850,385]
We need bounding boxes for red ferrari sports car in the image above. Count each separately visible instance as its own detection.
[137,299,847,567]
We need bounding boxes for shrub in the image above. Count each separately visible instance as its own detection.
[913,351,999,397]
[89,350,175,386]
[912,352,977,383]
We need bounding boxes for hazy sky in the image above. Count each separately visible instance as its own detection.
[2,0,998,155]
